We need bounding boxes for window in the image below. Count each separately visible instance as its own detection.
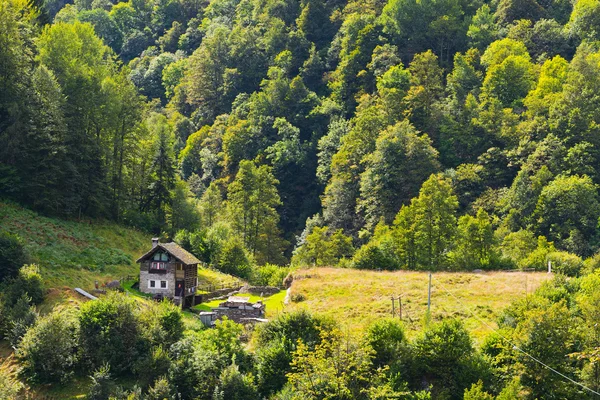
[148,280,168,289]
[153,252,169,261]
[151,262,167,270]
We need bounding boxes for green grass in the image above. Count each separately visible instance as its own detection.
[286,268,552,343]
[196,268,244,292]
[122,279,153,298]
[0,201,149,290]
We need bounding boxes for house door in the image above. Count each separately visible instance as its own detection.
[175,280,184,297]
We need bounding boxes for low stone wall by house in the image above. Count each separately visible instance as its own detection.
[199,286,243,302]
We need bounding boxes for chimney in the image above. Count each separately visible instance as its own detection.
[152,238,159,248]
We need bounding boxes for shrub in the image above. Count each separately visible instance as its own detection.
[546,251,584,276]
[413,319,489,398]
[583,252,600,274]
[0,232,27,283]
[146,376,174,400]
[17,309,79,384]
[79,293,140,373]
[290,293,305,303]
[133,346,171,388]
[0,265,44,308]
[219,239,253,279]
[364,318,409,370]
[253,311,335,395]
[215,363,258,400]
[138,300,184,348]
[352,242,399,270]
[168,338,222,400]
[6,294,37,347]
[255,340,290,397]
[464,380,494,400]
[252,264,289,287]
[200,318,248,367]
[88,364,115,400]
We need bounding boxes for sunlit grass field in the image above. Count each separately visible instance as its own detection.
[285,267,552,342]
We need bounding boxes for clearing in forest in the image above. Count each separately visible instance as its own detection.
[286,267,552,342]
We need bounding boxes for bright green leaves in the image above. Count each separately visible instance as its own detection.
[227,160,286,264]
[358,121,440,231]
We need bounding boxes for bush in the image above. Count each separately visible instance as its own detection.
[3,265,44,306]
[219,239,253,279]
[253,311,335,395]
[464,380,494,400]
[583,252,600,274]
[413,319,489,398]
[364,318,408,370]
[214,363,258,400]
[133,346,171,388]
[17,309,79,384]
[146,376,174,400]
[546,251,584,276]
[290,293,305,303]
[352,242,399,270]
[88,364,115,400]
[168,338,222,400]
[0,265,44,313]
[251,264,289,287]
[5,294,37,347]
[79,293,141,373]
[0,232,27,283]
[255,340,290,397]
[138,300,184,348]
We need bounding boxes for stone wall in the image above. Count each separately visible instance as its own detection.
[140,261,176,297]
[213,307,265,323]
[238,285,281,296]
[201,286,243,301]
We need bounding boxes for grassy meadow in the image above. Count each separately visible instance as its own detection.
[286,268,552,342]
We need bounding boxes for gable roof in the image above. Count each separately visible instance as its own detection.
[136,242,201,265]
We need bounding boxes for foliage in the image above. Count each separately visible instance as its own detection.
[287,329,374,400]
[292,226,354,267]
[88,364,115,400]
[17,309,79,384]
[227,160,286,265]
[0,232,28,283]
[413,319,490,399]
[392,173,459,270]
[78,293,141,373]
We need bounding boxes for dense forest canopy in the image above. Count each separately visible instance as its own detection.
[6,0,600,397]
[3,0,600,270]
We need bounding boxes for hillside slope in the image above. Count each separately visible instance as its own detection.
[0,201,150,289]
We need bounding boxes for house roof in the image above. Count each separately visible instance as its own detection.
[136,242,201,265]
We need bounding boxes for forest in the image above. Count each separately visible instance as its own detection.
[3,0,600,273]
[4,0,600,395]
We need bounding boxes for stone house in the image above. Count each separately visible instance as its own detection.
[137,238,200,308]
